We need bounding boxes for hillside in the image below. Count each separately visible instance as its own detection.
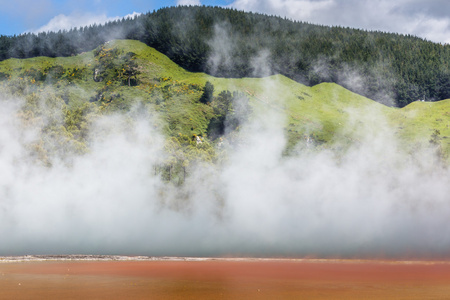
[1,6,450,107]
[0,39,448,185]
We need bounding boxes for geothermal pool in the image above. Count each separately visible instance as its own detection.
[1,256,450,299]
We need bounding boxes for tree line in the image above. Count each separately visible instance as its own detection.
[1,5,450,106]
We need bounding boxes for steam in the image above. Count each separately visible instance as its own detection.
[2,25,450,259]
[207,23,237,76]
[311,56,396,106]
[1,84,450,258]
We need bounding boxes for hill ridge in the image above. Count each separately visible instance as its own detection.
[1,6,450,107]
[0,39,449,170]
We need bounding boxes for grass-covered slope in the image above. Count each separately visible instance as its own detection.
[391,100,450,157]
[0,39,449,176]
[3,6,450,107]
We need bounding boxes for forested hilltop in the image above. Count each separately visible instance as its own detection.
[1,5,449,107]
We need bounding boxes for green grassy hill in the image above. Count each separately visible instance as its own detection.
[0,39,449,180]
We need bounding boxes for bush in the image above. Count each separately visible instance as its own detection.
[199,81,214,104]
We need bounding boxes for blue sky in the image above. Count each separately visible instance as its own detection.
[0,0,229,35]
[1,0,449,44]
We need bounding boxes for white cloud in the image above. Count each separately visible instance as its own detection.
[177,0,201,6]
[409,15,450,44]
[228,0,450,44]
[230,0,333,19]
[30,11,141,33]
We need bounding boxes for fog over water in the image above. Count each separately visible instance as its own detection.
[1,81,450,259]
[1,25,450,258]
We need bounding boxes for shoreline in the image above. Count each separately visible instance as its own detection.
[1,254,450,264]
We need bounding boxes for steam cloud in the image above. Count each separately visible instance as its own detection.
[1,25,450,259]
[1,83,450,259]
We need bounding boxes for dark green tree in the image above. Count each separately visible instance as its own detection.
[207,90,251,139]
[199,81,214,104]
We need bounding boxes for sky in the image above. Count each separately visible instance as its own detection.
[0,0,449,44]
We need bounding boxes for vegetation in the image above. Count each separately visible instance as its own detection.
[199,81,214,104]
[1,39,450,184]
[0,6,449,107]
